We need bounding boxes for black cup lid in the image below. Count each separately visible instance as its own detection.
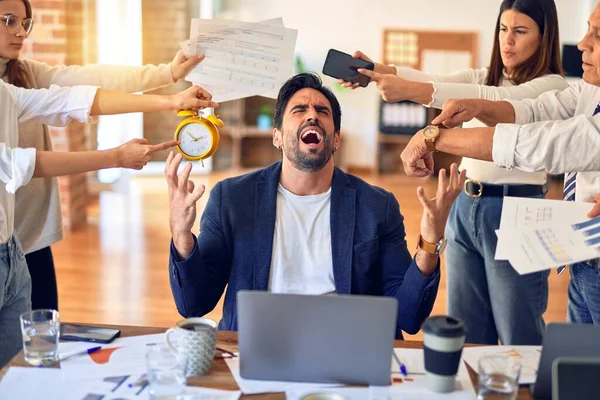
[422,315,466,338]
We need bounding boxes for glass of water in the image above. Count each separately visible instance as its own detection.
[19,309,60,366]
[146,344,188,400]
[477,354,521,400]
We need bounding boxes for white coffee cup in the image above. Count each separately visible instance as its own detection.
[165,317,217,376]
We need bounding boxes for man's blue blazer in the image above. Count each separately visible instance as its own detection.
[169,162,440,338]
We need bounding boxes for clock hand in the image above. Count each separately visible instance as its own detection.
[186,132,199,141]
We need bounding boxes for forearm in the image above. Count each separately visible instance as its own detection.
[414,251,439,277]
[90,89,174,116]
[476,100,516,126]
[172,232,196,260]
[436,127,495,161]
[405,81,435,106]
[33,149,118,177]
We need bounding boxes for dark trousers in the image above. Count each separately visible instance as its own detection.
[25,246,58,310]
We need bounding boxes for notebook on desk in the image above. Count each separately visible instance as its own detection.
[237,291,398,386]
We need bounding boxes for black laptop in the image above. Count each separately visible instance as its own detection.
[534,323,600,399]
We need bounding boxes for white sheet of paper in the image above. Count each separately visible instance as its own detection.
[186,18,297,97]
[59,333,166,382]
[382,348,475,398]
[224,357,339,395]
[496,197,594,259]
[0,366,241,400]
[462,346,541,385]
[501,216,600,274]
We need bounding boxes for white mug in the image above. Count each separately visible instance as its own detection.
[165,317,217,376]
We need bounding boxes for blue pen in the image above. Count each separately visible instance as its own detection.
[58,345,102,362]
[39,345,102,367]
[392,351,408,377]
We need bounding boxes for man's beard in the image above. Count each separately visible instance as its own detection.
[283,122,334,172]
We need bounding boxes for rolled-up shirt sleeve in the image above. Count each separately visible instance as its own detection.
[5,82,99,126]
[0,146,36,194]
[493,115,600,174]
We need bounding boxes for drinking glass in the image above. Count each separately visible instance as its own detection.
[477,354,521,400]
[20,309,60,366]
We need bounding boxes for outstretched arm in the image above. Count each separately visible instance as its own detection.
[33,139,177,178]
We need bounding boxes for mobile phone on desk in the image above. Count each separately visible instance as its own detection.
[60,323,121,343]
[322,48,374,87]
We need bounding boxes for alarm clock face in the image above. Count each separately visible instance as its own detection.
[178,123,213,158]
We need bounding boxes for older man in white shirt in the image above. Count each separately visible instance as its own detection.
[399,2,600,325]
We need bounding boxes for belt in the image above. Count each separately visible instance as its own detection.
[463,178,547,198]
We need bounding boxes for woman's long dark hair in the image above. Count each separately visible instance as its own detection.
[486,0,563,86]
[3,0,32,88]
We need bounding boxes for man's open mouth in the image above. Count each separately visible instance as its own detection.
[300,129,323,145]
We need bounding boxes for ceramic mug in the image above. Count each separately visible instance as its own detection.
[165,317,217,376]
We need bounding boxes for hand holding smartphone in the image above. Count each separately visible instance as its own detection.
[322,49,374,87]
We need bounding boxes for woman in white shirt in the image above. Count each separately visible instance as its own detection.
[0,80,217,367]
[0,0,203,312]
[343,0,568,345]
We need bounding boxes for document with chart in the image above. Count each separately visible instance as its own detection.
[495,197,594,260]
[499,216,600,275]
[183,18,297,102]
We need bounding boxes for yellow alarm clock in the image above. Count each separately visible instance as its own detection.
[174,110,223,166]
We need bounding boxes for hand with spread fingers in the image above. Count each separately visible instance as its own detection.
[169,85,219,112]
[400,129,436,177]
[338,50,397,89]
[165,151,206,258]
[431,98,484,128]
[117,139,179,170]
[170,50,205,82]
[418,163,467,244]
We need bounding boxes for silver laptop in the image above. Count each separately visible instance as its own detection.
[237,291,398,386]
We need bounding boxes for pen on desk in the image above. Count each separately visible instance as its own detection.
[392,351,408,377]
[39,346,102,367]
[58,346,102,362]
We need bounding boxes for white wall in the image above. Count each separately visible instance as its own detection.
[220,0,593,168]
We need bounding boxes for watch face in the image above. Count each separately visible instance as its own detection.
[178,123,213,158]
[422,125,439,139]
[437,238,448,254]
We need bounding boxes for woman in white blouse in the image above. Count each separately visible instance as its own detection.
[0,0,203,312]
[343,0,567,345]
[0,80,217,367]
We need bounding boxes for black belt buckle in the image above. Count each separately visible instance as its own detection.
[464,179,483,198]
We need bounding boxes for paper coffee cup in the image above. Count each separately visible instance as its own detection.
[422,315,467,393]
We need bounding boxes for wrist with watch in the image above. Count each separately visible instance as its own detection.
[422,124,441,152]
[417,234,447,255]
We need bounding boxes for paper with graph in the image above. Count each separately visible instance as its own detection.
[494,197,600,274]
[495,197,594,260]
[462,346,541,385]
[59,333,166,382]
[182,17,297,102]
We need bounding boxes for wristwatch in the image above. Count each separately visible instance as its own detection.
[417,234,447,255]
[422,124,440,152]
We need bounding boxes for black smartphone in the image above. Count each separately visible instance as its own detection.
[322,49,374,87]
[60,323,121,343]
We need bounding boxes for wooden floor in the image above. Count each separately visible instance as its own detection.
[52,170,569,341]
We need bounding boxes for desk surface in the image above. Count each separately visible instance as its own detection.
[1,324,534,399]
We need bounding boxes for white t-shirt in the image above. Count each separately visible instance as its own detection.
[268,184,336,294]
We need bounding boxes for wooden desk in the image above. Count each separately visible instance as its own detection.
[1,324,533,399]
